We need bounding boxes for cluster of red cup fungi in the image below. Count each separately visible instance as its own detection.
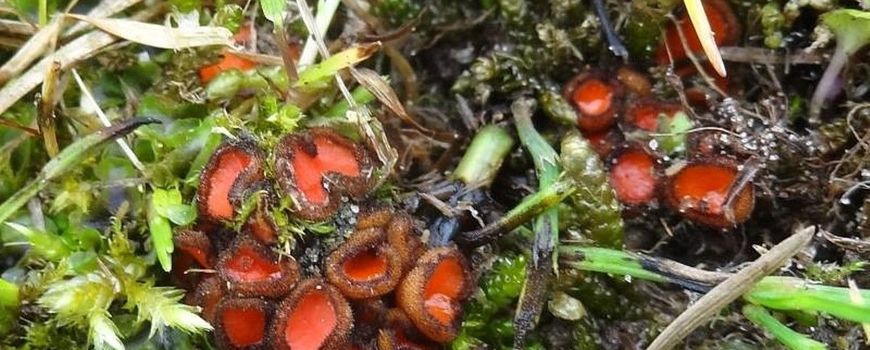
[174,128,473,349]
[563,0,753,229]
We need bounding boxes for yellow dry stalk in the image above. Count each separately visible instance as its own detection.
[684,0,727,77]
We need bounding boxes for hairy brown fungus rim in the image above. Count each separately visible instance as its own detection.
[216,236,300,298]
[274,128,374,221]
[397,247,472,343]
[562,71,624,134]
[663,158,755,228]
[325,228,404,299]
[196,140,265,223]
[189,276,224,324]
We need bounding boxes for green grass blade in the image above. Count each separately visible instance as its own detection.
[742,304,826,350]
[0,118,158,224]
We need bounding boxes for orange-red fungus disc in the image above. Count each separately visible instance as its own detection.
[325,228,403,299]
[563,72,623,133]
[624,99,683,132]
[217,237,300,298]
[199,53,257,83]
[271,279,353,350]
[664,160,755,228]
[275,129,373,220]
[397,247,471,343]
[609,147,660,206]
[214,298,272,349]
[197,141,263,222]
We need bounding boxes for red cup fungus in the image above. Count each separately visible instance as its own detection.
[664,159,755,228]
[358,208,424,273]
[608,146,661,206]
[563,71,624,133]
[623,99,683,133]
[655,0,740,67]
[397,246,472,343]
[172,229,215,289]
[197,141,264,222]
[190,276,224,324]
[214,298,273,350]
[275,128,374,221]
[217,237,300,298]
[325,228,404,299]
[271,278,353,350]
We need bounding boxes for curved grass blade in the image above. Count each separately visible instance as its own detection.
[0,118,159,225]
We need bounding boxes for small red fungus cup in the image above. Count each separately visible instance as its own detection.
[171,229,215,289]
[607,145,661,207]
[189,276,224,324]
[271,278,353,350]
[623,99,683,133]
[274,128,374,221]
[325,228,404,299]
[197,141,264,222]
[655,0,740,66]
[663,159,755,228]
[357,208,425,273]
[397,246,472,343]
[562,71,624,133]
[214,298,273,350]
[217,237,300,298]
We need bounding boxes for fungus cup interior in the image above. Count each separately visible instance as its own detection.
[573,78,613,117]
[291,134,361,205]
[225,246,281,282]
[610,149,658,205]
[343,248,388,281]
[655,0,738,65]
[222,305,267,347]
[203,148,254,220]
[422,258,465,324]
[284,291,337,350]
[570,77,617,132]
[672,164,738,215]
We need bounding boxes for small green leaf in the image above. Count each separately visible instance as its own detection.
[261,0,287,25]
[148,190,175,272]
[656,111,693,154]
[822,9,870,55]
[295,44,380,91]
[153,188,197,226]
